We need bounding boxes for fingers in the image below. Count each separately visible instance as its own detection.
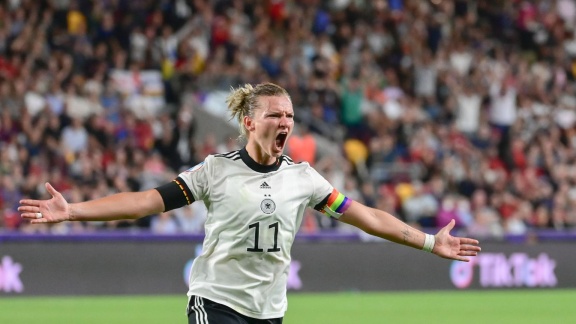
[19,209,42,220]
[45,182,59,197]
[18,204,44,220]
[30,218,48,224]
[20,212,41,220]
[453,243,481,262]
[19,199,41,207]
[446,219,456,231]
[18,206,40,213]
[18,203,43,221]
[438,219,456,234]
[462,244,482,252]
[19,183,58,223]
[455,248,479,261]
[458,250,479,257]
[460,237,480,245]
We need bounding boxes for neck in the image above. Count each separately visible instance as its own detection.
[245,141,277,165]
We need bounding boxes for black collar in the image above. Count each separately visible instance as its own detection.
[239,147,283,173]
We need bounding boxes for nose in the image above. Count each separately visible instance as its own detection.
[279,115,290,128]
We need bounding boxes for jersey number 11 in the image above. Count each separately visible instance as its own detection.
[247,221,281,252]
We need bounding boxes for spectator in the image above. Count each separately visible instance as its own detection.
[216,135,241,154]
[151,211,179,234]
[466,188,504,239]
[61,117,89,156]
[173,202,207,234]
[402,181,439,228]
[286,125,317,165]
[2,0,576,240]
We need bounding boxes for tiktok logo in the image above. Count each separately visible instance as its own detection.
[450,253,557,289]
[0,256,23,293]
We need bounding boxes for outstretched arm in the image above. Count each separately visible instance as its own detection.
[338,201,480,262]
[19,182,165,224]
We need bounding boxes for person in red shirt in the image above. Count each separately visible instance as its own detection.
[286,125,317,166]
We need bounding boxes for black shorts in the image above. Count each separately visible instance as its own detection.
[187,295,283,324]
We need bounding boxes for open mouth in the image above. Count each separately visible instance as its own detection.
[275,132,288,150]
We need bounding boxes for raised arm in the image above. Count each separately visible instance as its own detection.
[19,182,165,224]
[338,201,480,262]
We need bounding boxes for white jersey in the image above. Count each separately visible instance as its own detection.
[177,148,333,319]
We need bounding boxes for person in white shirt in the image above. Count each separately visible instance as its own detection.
[19,82,481,324]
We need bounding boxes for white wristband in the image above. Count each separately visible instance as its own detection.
[422,234,435,253]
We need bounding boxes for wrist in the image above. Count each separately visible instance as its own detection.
[67,203,76,221]
[422,233,435,253]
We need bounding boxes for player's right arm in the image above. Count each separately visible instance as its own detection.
[19,182,166,224]
[19,157,210,224]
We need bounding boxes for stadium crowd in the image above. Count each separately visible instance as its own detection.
[2,0,576,239]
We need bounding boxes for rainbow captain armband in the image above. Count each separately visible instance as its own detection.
[321,188,352,218]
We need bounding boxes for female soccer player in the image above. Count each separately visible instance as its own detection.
[19,82,480,324]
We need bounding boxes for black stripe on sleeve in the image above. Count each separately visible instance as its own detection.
[155,176,195,212]
[313,193,331,212]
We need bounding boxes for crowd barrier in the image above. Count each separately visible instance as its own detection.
[1,231,575,296]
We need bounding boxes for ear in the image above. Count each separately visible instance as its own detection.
[244,115,255,132]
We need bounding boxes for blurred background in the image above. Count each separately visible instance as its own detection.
[3,0,576,239]
[2,0,576,299]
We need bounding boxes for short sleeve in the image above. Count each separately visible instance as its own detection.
[178,155,213,201]
[307,166,353,219]
[306,166,334,209]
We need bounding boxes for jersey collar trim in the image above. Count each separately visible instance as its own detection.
[239,147,283,173]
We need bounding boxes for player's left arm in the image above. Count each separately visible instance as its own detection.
[338,201,481,262]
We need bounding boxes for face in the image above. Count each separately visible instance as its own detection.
[245,95,294,161]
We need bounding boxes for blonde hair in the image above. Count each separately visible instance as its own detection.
[226,82,291,139]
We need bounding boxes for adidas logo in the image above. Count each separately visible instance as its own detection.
[260,182,271,189]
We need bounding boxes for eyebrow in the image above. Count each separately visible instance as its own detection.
[266,110,294,115]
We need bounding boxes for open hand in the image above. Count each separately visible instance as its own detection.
[18,182,71,224]
[433,219,481,262]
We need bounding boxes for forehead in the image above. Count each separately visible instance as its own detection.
[256,95,293,113]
